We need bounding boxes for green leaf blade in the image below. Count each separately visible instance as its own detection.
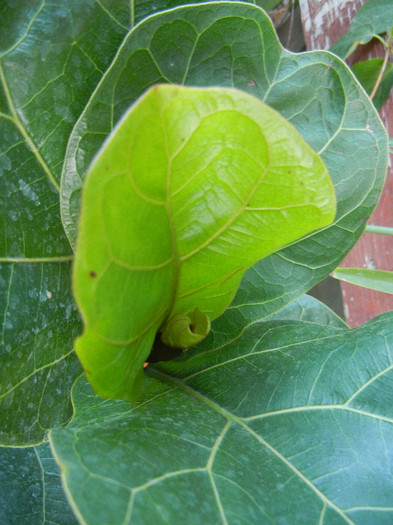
[249,409,393,511]
[0,0,133,184]
[330,0,393,59]
[73,84,336,401]
[50,305,393,524]
[0,0,139,445]
[60,2,388,329]
[0,442,78,525]
[333,267,393,294]
[0,262,82,446]
[352,59,393,109]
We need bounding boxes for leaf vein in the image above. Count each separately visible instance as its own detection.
[0,349,74,400]
[149,369,355,524]
[0,61,60,192]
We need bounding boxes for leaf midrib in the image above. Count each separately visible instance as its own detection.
[0,61,60,192]
[148,367,356,524]
[0,1,44,57]
[0,349,76,400]
[159,103,272,324]
[0,256,74,263]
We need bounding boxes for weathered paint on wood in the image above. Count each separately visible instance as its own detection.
[300,0,393,327]
[301,0,362,50]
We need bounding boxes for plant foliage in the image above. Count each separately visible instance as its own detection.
[51,300,393,524]
[330,0,393,59]
[0,1,392,523]
[73,84,335,401]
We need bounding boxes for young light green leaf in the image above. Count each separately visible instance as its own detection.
[161,308,211,349]
[330,0,393,58]
[73,84,336,401]
[333,267,393,294]
[50,303,393,525]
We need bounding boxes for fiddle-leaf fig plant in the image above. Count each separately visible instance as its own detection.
[1,1,392,523]
[73,84,336,401]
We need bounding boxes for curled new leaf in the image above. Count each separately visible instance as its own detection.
[161,308,211,349]
[73,84,336,401]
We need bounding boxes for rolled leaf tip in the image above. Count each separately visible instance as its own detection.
[161,308,211,349]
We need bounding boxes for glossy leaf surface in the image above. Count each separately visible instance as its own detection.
[0,442,78,525]
[1,2,392,523]
[259,0,283,10]
[330,0,393,58]
[0,262,82,446]
[51,297,393,524]
[60,2,388,325]
[0,0,388,464]
[73,84,335,401]
[0,0,131,446]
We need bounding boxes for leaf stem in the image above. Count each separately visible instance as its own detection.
[370,30,393,100]
[365,224,393,235]
[286,0,296,49]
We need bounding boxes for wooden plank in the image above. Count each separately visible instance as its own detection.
[300,0,362,51]
[300,0,393,327]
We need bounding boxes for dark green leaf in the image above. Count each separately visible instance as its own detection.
[0,0,388,450]
[60,4,388,325]
[51,299,393,524]
[265,293,348,329]
[258,0,284,10]
[330,0,393,59]
[0,0,132,445]
[0,442,78,525]
[352,59,393,109]
[0,0,132,185]
[0,262,82,446]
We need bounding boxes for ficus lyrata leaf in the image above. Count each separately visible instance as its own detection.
[161,308,211,349]
[0,295,348,524]
[50,299,393,525]
[60,1,388,332]
[73,84,336,402]
[0,0,388,445]
[0,442,77,524]
[351,59,393,110]
[0,0,131,447]
[330,0,393,59]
